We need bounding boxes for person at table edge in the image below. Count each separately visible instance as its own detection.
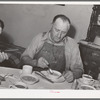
[21,14,84,83]
[0,19,9,63]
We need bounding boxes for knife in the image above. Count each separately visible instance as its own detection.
[35,71,54,83]
[4,49,19,52]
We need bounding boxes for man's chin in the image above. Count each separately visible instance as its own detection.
[54,39,62,43]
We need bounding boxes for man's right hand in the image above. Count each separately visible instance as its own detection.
[37,57,49,68]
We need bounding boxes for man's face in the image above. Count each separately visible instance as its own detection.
[50,18,70,43]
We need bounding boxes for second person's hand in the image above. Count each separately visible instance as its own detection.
[0,52,9,62]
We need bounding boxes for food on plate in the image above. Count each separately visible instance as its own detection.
[41,70,61,78]
[41,70,65,83]
[22,75,36,82]
[20,74,39,85]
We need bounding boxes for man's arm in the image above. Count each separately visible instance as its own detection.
[21,55,37,67]
[20,32,48,68]
[20,33,44,66]
[64,38,84,82]
[70,45,84,79]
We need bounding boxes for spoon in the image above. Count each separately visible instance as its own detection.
[49,68,54,74]
[47,64,54,74]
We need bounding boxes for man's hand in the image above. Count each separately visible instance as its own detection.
[0,52,9,62]
[64,71,74,83]
[37,57,49,68]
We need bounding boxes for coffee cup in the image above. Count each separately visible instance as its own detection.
[82,74,94,85]
[22,65,33,74]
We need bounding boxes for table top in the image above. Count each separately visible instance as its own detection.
[0,67,73,89]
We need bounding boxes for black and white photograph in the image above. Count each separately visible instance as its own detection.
[0,1,100,98]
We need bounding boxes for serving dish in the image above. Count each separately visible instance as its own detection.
[20,74,39,85]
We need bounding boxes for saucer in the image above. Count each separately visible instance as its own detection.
[80,85,96,90]
[77,78,94,86]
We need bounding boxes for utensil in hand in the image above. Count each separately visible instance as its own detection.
[49,68,54,74]
[47,64,54,74]
[35,71,54,83]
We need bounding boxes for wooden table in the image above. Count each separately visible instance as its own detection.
[0,67,73,89]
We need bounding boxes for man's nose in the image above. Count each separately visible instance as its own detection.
[57,31,62,38]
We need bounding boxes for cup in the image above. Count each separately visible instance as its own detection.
[82,74,94,85]
[22,65,33,74]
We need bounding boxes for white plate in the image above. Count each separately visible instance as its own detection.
[41,70,65,83]
[20,74,39,85]
[80,85,96,90]
[77,78,94,86]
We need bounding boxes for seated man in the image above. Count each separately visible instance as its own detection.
[21,14,84,82]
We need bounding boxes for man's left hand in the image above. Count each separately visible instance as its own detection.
[64,71,74,83]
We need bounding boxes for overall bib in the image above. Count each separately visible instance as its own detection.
[34,42,66,73]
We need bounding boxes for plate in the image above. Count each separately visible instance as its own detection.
[77,78,94,86]
[40,70,65,83]
[41,70,61,78]
[9,81,28,89]
[80,85,96,90]
[20,74,39,85]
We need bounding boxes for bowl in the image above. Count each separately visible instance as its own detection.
[20,74,39,85]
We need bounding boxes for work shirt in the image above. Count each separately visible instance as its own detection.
[22,32,84,79]
[34,41,66,73]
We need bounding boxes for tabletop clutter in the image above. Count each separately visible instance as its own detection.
[74,74,100,90]
[0,65,66,89]
[0,65,100,89]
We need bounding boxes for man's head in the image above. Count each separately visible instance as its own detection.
[0,20,4,34]
[50,14,71,43]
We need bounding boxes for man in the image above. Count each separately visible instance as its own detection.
[21,14,84,82]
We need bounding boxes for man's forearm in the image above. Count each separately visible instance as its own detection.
[21,55,37,67]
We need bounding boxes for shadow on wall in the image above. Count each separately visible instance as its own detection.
[67,25,76,39]
[0,31,14,44]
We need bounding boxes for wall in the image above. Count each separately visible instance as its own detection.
[0,4,93,48]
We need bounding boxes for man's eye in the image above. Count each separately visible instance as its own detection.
[55,28,59,32]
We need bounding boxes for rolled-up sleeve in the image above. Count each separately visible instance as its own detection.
[65,37,84,79]
[21,33,44,59]
[70,44,84,79]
